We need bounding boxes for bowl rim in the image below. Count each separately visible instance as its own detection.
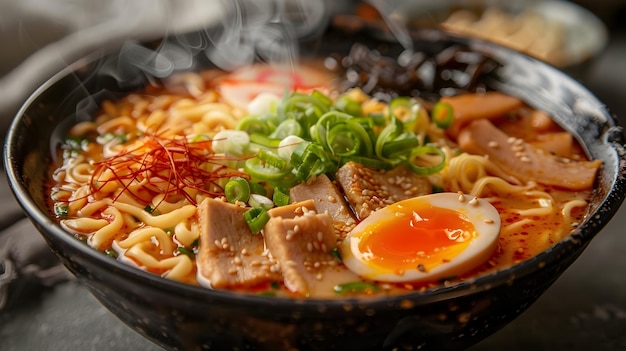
[4,30,626,310]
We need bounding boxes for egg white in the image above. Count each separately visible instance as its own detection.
[339,193,501,283]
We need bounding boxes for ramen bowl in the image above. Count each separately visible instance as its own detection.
[4,20,626,351]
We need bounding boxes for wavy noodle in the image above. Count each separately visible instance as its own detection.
[124,242,194,281]
[89,206,125,250]
[118,227,174,254]
[516,191,554,216]
[77,198,109,217]
[174,220,200,247]
[562,199,589,221]
[108,200,197,228]
[66,162,94,184]
[62,217,109,233]
[96,116,135,135]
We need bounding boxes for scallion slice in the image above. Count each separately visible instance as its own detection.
[406,145,446,176]
[333,281,379,295]
[225,177,251,204]
[432,101,454,129]
[272,186,290,207]
[244,207,270,234]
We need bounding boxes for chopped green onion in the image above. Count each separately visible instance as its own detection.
[334,95,363,116]
[212,130,250,157]
[249,194,274,210]
[311,90,333,107]
[290,141,337,182]
[53,203,69,218]
[311,111,352,151]
[330,248,342,262]
[244,157,291,182]
[244,207,270,234]
[279,92,330,122]
[270,119,303,139]
[389,97,420,132]
[105,249,118,259]
[273,186,290,207]
[277,135,305,161]
[374,117,403,164]
[380,136,420,159]
[257,149,287,170]
[406,145,446,176]
[249,182,267,196]
[225,177,251,204]
[333,281,379,295]
[432,101,454,129]
[250,132,281,148]
[144,205,159,215]
[175,246,195,259]
[236,115,273,135]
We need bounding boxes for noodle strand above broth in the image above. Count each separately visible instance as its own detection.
[48,62,601,298]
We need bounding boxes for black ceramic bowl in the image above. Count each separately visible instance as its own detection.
[4,22,626,351]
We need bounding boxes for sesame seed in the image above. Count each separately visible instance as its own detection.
[469,197,479,206]
[307,242,313,252]
[315,272,323,280]
[233,256,242,265]
[317,231,323,242]
[488,141,499,148]
[484,218,495,224]
[457,191,465,202]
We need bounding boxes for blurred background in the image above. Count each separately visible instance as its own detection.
[1,0,625,350]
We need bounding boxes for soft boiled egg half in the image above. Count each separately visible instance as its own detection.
[339,193,501,283]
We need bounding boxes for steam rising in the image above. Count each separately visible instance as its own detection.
[100,0,332,85]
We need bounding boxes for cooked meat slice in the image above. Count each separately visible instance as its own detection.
[264,204,340,296]
[268,199,316,219]
[336,162,432,220]
[442,92,524,138]
[457,119,602,190]
[196,198,281,288]
[290,174,357,240]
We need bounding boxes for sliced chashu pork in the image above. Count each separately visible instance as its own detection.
[289,174,357,240]
[442,92,525,138]
[265,201,353,296]
[336,162,432,220]
[196,198,281,289]
[457,118,602,190]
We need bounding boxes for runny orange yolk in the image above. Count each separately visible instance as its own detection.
[357,204,476,275]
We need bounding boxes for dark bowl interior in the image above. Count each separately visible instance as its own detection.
[4,22,626,351]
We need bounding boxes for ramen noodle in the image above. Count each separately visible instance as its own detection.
[48,62,602,298]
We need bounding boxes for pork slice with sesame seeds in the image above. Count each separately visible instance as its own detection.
[196,198,281,289]
[336,161,432,220]
[268,199,317,220]
[457,119,602,191]
[289,174,357,240]
[264,203,357,296]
